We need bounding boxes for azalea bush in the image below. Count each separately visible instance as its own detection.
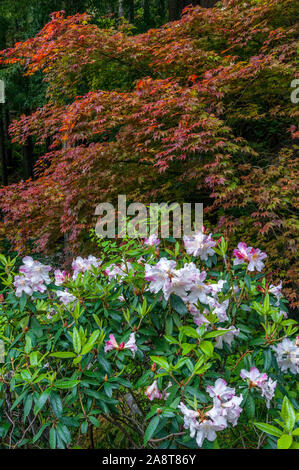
[0,231,298,449]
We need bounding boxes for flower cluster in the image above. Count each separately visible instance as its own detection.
[233,242,267,272]
[104,333,137,358]
[178,379,243,448]
[72,255,101,280]
[240,367,277,408]
[145,380,170,401]
[272,338,299,375]
[183,230,216,261]
[14,256,52,297]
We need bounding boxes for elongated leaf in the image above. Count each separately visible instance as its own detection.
[144,415,160,445]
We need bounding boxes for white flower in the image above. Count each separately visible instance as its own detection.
[272,338,299,374]
[215,326,239,349]
[56,289,77,306]
[260,377,277,408]
[72,255,101,280]
[206,378,235,402]
[144,258,177,300]
[144,234,160,246]
[183,231,216,261]
[269,281,283,306]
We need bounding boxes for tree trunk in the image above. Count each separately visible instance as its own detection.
[0,106,8,186]
[143,0,151,26]
[128,0,135,23]
[118,0,125,18]
[22,136,34,180]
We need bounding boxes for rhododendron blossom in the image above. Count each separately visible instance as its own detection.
[104,333,137,358]
[233,243,267,272]
[206,378,235,402]
[14,256,52,297]
[72,255,101,280]
[214,326,240,349]
[144,234,160,247]
[272,338,299,374]
[54,269,67,286]
[183,230,216,261]
[56,289,77,306]
[240,367,276,407]
[178,401,227,448]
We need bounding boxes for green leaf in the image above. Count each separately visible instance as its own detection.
[34,390,50,415]
[49,427,57,449]
[150,356,170,370]
[144,415,160,445]
[170,294,188,315]
[72,327,81,354]
[204,329,230,339]
[89,416,100,428]
[277,434,293,449]
[245,393,255,419]
[254,422,282,438]
[50,393,63,418]
[199,341,214,357]
[50,352,77,358]
[23,395,33,422]
[54,379,80,389]
[81,330,100,355]
[281,396,296,432]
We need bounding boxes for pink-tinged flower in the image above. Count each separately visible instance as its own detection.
[54,269,67,286]
[206,378,235,402]
[19,256,51,284]
[269,281,283,306]
[145,380,163,401]
[247,247,267,272]
[208,280,226,295]
[260,378,277,409]
[240,367,268,388]
[296,336,299,347]
[171,262,203,301]
[14,275,33,297]
[209,396,243,427]
[104,332,137,358]
[56,289,77,306]
[178,401,227,448]
[144,258,177,300]
[104,262,133,282]
[272,338,299,374]
[215,326,240,349]
[183,230,216,261]
[233,242,251,264]
[178,402,200,438]
[207,298,229,322]
[233,243,267,272]
[144,234,160,247]
[187,270,211,305]
[72,255,101,280]
[104,334,119,353]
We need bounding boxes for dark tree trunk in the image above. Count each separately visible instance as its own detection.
[128,0,135,23]
[0,107,8,186]
[22,136,34,180]
[143,0,151,26]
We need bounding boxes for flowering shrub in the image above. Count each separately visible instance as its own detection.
[0,232,298,449]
